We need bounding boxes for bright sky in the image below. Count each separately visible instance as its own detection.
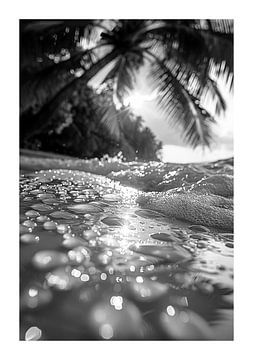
[89,44,233,164]
[127,65,234,163]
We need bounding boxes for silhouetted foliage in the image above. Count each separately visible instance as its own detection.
[20,19,233,151]
[21,85,162,161]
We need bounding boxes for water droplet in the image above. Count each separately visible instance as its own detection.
[135,209,164,219]
[20,224,32,234]
[189,233,212,240]
[83,230,98,240]
[220,233,234,241]
[50,211,79,220]
[21,284,53,310]
[101,216,125,227]
[32,250,68,270]
[150,232,175,242]
[25,210,40,217]
[37,193,55,199]
[30,190,41,195]
[160,308,213,340]
[96,253,112,266]
[46,267,81,291]
[67,204,103,214]
[188,225,210,233]
[20,234,40,244]
[130,244,192,263]
[99,323,114,339]
[31,203,53,212]
[36,215,50,222]
[68,246,90,264]
[88,298,143,339]
[57,224,71,234]
[22,220,37,229]
[62,236,85,249]
[127,277,168,302]
[43,221,57,230]
[25,326,42,341]
[225,242,233,248]
[42,198,61,205]
[103,194,122,202]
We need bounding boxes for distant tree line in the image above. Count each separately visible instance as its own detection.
[21,83,162,160]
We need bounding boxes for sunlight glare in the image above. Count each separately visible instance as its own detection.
[123,90,158,111]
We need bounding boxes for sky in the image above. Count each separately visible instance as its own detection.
[126,65,234,163]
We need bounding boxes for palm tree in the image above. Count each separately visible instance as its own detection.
[20,19,233,147]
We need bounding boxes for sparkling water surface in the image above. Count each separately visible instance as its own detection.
[20,155,233,340]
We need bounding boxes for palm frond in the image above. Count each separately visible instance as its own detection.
[102,54,140,104]
[162,58,227,116]
[99,103,122,140]
[150,61,216,148]
[143,20,233,87]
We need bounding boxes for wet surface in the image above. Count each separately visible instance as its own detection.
[20,158,233,340]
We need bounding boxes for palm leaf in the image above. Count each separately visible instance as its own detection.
[151,60,216,148]
[99,103,122,140]
[144,20,233,85]
[101,54,141,104]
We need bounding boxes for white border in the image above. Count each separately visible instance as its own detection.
[1,1,252,359]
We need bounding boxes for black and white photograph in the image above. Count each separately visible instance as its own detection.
[19,18,234,341]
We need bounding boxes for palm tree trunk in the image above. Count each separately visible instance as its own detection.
[22,49,119,141]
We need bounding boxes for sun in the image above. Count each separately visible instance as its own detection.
[123,93,144,110]
[123,91,158,112]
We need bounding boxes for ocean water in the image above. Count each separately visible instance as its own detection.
[20,153,233,340]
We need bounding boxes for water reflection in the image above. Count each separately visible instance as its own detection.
[19,160,233,340]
